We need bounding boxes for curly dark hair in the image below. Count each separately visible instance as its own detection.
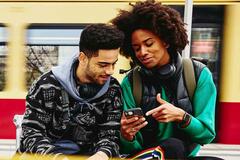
[79,23,124,57]
[111,0,188,60]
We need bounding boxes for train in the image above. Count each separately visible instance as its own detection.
[0,0,240,147]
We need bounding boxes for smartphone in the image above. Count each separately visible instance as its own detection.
[124,108,144,118]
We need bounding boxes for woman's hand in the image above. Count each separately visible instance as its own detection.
[146,93,185,123]
[120,113,148,141]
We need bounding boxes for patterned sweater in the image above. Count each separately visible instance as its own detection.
[19,71,123,157]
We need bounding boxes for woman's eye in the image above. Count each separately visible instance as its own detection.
[133,47,140,52]
[146,42,153,47]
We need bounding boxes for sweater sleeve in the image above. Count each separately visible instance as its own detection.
[119,76,143,154]
[180,67,217,144]
[94,80,123,158]
[19,79,57,155]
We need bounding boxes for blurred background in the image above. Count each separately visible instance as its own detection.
[0,0,240,159]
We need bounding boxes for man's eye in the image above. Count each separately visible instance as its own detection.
[99,64,107,68]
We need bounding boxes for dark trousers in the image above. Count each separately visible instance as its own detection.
[53,140,80,154]
[12,140,81,160]
[142,138,223,160]
[126,138,187,159]
[158,138,187,159]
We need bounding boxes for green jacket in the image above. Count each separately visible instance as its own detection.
[120,67,216,157]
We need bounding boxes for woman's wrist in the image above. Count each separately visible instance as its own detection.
[121,132,135,142]
[179,112,192,128]
[177,108,186,122]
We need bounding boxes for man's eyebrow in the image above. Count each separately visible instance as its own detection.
[98,59,118,65]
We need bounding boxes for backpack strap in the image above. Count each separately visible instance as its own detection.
[132,66,142,107]
[182,58,196,101]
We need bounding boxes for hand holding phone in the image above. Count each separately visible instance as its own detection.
[124,108,143,118]
[121,107,147,141]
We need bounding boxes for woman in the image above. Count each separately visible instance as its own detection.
[111,0,216,159]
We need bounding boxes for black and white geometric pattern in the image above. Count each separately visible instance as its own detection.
[19,71,123,157]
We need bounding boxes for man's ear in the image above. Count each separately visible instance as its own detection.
[79,52,87,62]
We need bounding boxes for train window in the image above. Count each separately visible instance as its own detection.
[191,26,221,64]
[173,5,223,88]
[26,25,84,89]
[191,6,224,89]
[0,25,7,91]
[191,26,221,87]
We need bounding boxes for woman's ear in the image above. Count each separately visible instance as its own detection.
[163,42,169,48]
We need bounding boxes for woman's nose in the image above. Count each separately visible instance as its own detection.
[139,46,148,56]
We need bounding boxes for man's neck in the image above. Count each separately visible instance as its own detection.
[75,63,91,84]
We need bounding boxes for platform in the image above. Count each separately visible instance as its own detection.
[0,140,240,159]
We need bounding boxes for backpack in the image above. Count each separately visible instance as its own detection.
[132,58,197,107]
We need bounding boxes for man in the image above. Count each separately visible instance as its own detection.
[18,24,124,160]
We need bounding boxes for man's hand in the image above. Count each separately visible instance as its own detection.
[87,151,109,160]
[120,113,148,141]
[52,153,70,160]
[146,93,185,123]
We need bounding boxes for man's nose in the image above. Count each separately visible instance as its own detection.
[105,65,114,75]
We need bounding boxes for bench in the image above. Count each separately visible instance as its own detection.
[13,114,23,149]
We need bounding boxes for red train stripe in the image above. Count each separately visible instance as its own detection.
[0,99,25,139]
[217,102,240,144]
